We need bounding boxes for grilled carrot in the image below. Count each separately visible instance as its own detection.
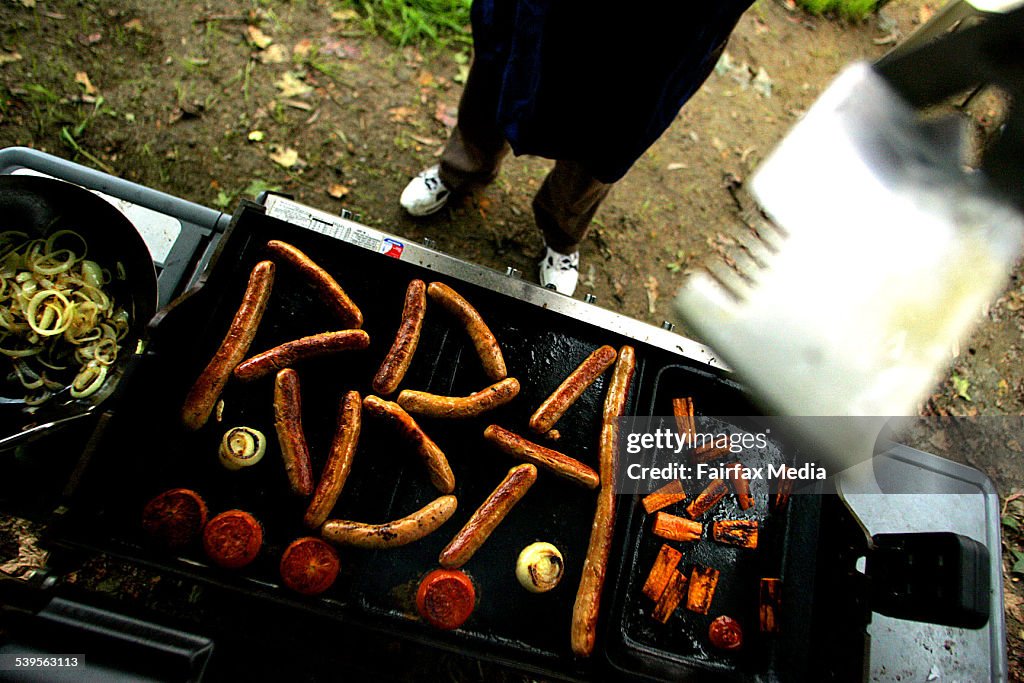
[651,569,689,624]
[686,478,729,518]
[775,474,793,510]
[711,519,759,549]
[760,578,781,633]
[731,463,755,510]
[652,512,703,543]
[641,544,684,601]
[641,480,686,515]
[672,397,694,438]
[686,565,720,615]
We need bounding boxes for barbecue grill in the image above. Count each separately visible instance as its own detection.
[0,147,1007,682]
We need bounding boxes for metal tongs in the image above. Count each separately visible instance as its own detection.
[674,8,1024,472]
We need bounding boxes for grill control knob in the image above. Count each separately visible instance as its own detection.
[340,209,353,220]
[584,293,597,304]
[661,321,675,331]
[505,267,522,279]
[422,237,437,249]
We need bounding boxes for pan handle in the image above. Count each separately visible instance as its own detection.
[865,531,990,629]
[0,408,97,453]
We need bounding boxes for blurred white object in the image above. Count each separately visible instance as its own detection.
[673,62,1024,470]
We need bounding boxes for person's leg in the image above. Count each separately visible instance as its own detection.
[401,58,509,216]
[534,160,613,295]
[533,160,613,252]
[438,58,511,191]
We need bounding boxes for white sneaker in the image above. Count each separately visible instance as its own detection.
[400,165,450,216]
[538,246,580,296]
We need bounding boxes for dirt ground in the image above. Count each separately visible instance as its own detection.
[1,0,1023,678]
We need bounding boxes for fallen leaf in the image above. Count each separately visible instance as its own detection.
[1006,590,1024,623]
[78,32,102,46]
[282,99,313,111]
[124,18,144,32]
[387,106,416,124]
[247,130,265,142]
[245,25,273,50]
[409,134,442,146]
[322,38,357,59]
[0,51,22,66]
[454,64,470,85]
[258,44,288,64]
[74,71,97,95]
[331,9,359,22]
[666,162,687,171]
[417,71,435,87]
[951,373,972,401]
[645,276,659,315]
[918,5,935,24]
[275,72,312,98]
[269,146,300,169]
[327,183,350,199]
[293,39,313,60]
[434,103,458,129]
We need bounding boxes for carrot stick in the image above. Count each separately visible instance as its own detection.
[641,544,683,601]
[641,480,686,514]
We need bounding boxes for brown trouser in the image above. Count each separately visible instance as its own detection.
[438,59,613,254]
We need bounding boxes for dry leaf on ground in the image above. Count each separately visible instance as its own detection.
[327,184,350,199]
[269,147,301,169]
[75,71,97,95]
[259,44,288,65]
[245,26,273,50]
[275,72,313,98]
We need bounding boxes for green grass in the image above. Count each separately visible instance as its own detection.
[796,0,877,20]
[340,0,473,48]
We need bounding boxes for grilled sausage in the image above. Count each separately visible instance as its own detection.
[304,390,362,529]
[372,279,426,395]
[426,281,506,381]
[438,464,537,569]
[483,424,599,490]
[529,345,617,434]
[397,378,520,419]
[181,260,275,431]
[321,495,458,549]
[234,330,370,382]
[273,369,314,496]
[362,395,455,494]
[571,345,636,657]
[266,239,363,328]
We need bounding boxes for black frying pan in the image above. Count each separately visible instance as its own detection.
[0,174,158,450]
